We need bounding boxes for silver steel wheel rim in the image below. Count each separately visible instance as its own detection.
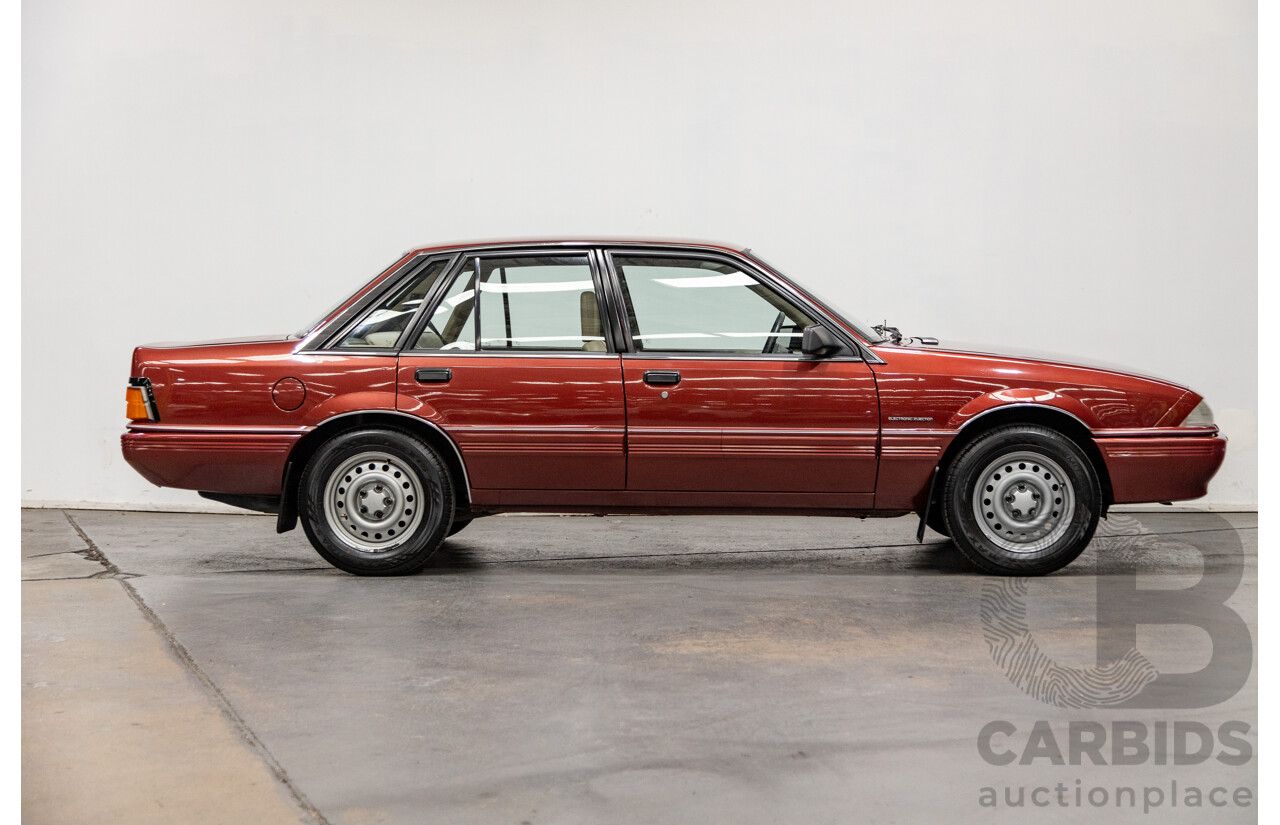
[322,451,426,553]
[971,450,1075,554]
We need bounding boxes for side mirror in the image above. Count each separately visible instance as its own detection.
[801,324,842,358]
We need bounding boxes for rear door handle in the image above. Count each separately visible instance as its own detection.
[643,370,681,386]
[415,368,452,384]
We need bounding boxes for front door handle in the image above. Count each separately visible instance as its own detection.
[643,370,681,386]
[415,368,452,384]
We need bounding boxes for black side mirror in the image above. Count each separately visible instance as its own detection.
[801,324,842,358]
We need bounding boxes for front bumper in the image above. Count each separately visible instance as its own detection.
[1096,433,1227,504]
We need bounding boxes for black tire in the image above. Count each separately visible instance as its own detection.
[299,428,454,576]
[942,424,1100,575]
[446,516,473,538]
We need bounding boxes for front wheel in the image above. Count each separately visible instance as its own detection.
[942,425,1100,575]
[299,428,454,576]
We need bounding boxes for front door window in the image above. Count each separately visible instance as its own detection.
[612,256,816,355]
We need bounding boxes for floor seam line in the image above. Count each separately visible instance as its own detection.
[61,510,332,825]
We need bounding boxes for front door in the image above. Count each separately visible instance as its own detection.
[607,251,879,494]
[396,252,626,491]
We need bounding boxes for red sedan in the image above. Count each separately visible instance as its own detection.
[122,239,1225,576]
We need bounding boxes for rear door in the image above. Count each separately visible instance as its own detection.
[605,250,879,493]
[396,251,626,491]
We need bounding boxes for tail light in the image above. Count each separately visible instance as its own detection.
[126,378,159,422]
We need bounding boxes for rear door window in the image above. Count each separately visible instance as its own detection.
[411,255,608,353]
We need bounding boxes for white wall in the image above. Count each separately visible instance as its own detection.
[23,0,1257,510]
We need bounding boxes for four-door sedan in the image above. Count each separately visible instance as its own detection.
[123,239,1225,576]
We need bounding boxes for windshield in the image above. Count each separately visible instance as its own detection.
[741,251,887,344]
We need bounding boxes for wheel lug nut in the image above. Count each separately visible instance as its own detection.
[375,511,383,519]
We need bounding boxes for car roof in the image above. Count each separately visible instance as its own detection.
[404,237,749,257]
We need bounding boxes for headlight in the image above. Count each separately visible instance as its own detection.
[1180,400,1214,427]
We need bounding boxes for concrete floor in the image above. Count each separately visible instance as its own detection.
[23,509,1257,824]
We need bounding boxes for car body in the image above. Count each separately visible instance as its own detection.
[122,238,1225,575]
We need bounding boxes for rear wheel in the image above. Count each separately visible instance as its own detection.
[942,424,1100,575]
[299,428,454,576]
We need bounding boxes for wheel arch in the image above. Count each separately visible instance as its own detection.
[277,411,471,532]
[929,404,1113,517]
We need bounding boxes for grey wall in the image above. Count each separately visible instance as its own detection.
[23,0,1257,509]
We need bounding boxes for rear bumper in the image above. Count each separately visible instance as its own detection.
[122,428,300,495]
[1096,434,1227,504]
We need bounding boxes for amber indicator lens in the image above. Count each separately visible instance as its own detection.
[126,386,152,421]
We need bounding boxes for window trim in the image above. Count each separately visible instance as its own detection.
[600,248,870,362]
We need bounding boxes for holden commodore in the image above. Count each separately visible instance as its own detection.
[122,239,1225,576]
